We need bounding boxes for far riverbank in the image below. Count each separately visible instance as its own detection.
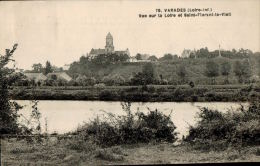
[9,84,260,102]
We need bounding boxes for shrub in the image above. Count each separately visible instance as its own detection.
[173,87,184,101]
[101,74,125,86]
[94,83,106,88]
[102,76,113,86]
[67,79,79,86]
[74,75,86,86]
[99,90,117,100]
[86,77,96,86]
[147,85,156,93]
[163,79,169,85]
[136,109,178,142]
[78,102,178,146]
[185,100,260,150]
[57,79,67,86]
[256,148,260,156]
[111,74,125,86]
[191,95,198,102]
[173,87,196,101]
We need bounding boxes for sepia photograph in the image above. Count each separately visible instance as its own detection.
[0,0,260,165]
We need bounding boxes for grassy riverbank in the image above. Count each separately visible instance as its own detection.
[1,101,260,165]
[1,139,259,165]
[9,84,260,102]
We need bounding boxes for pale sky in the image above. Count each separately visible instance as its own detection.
[0,0,259,69]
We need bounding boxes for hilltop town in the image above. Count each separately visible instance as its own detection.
[14,32,259,89]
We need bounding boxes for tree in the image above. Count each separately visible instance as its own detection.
[205,61,219,84]
[131,72,144,85]
[117,53,130,62]
[44,61,53,75]
[197,47,209,58]
[51,65,63,72]
[233,60,252,83]
[85,77,96,86]
[159,54,174,61]
[233,61,243,83]
[142,63,155,85]
[131,63,155,85]
[111,74,125,85]
[91,54,111,66]
[76,75,88,86]
[102,74,125,86]
[241,60,252,82]
[237,48,253,58]
[0,44,22,134]
[135,53,142,60]
[148,55,158,61]
[177,64,187,84]
[79,55,89,63]
[32,63,43,73]
[189,52,196,59]
[220,61,231,84]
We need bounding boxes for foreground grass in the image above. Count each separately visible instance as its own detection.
[1,138,260,165]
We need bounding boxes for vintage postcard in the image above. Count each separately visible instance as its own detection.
[0,0,259,165]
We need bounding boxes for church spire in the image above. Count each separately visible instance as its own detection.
[105,32,114,53]
[107,32,112,38]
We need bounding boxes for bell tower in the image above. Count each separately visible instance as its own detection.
[105,32,114,53]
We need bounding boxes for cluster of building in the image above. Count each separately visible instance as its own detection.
[181,45,223,58]
[181,49,196,58]
[22,72,72,85]
[129,54,155,62]
[89,32,157,63]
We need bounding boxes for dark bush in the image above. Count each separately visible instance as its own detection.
[191,95,198,102]
[147,85,156,93]
[189,81,195,88]
[136,109,177,142]
[78,102,178,146]
[99,90,118,100]
[185,100,260,150]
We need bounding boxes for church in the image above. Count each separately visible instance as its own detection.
[89,32,130,58]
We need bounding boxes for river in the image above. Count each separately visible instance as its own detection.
[16,100,246,138]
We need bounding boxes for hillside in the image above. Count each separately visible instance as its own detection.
[68,55,260,85]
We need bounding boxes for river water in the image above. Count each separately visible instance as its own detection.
[16,100,246,138]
